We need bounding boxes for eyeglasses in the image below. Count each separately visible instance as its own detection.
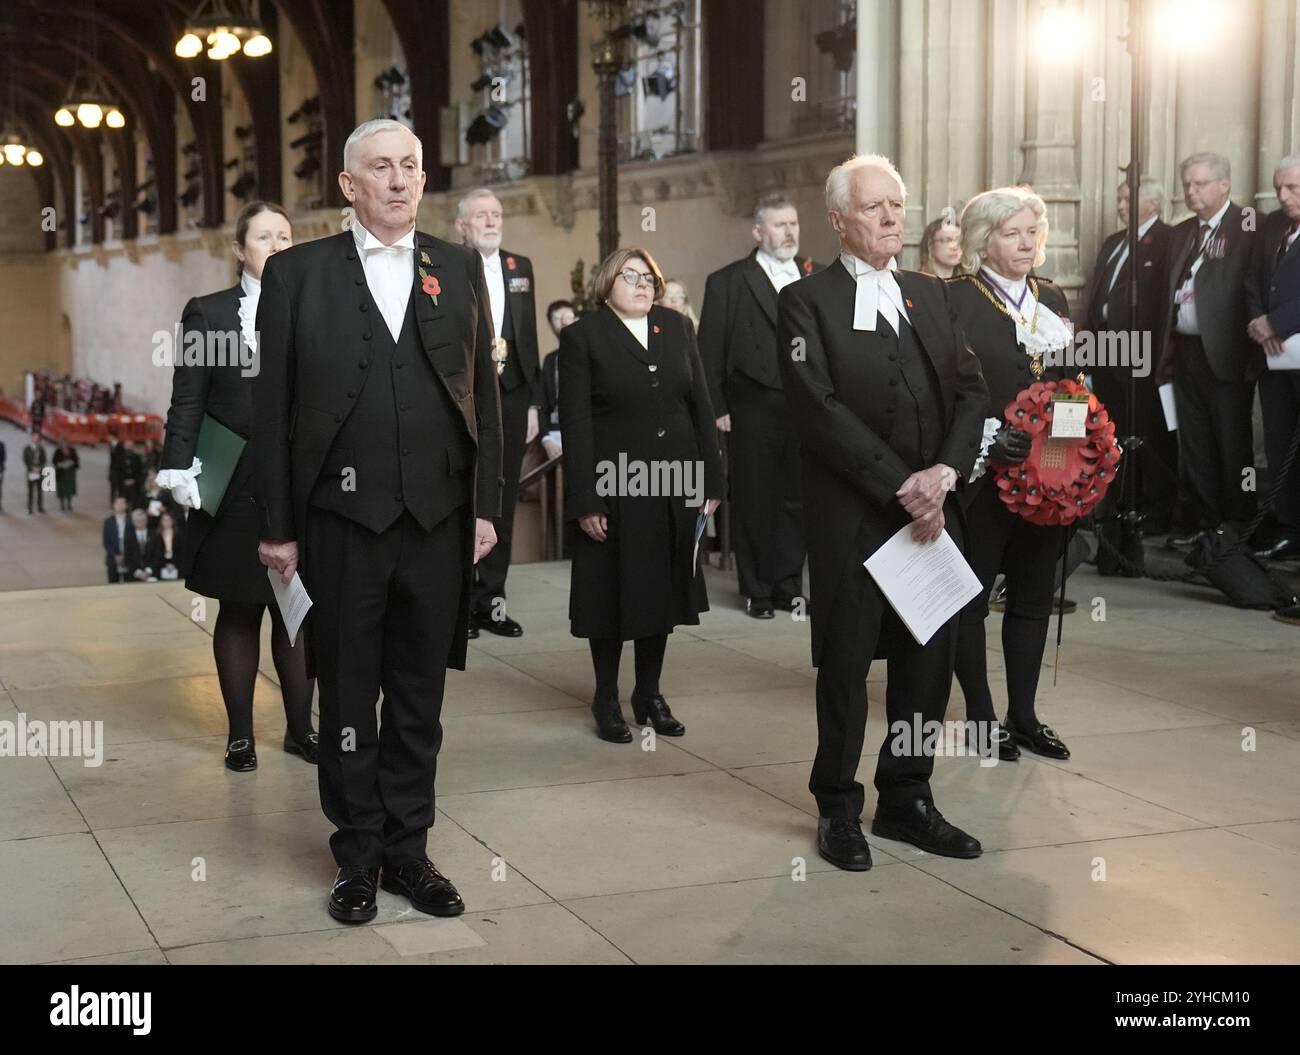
[619,267,661,290]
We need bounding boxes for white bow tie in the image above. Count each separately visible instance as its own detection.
[842,255,909,334]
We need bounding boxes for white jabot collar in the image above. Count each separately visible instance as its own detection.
[981,266,1028,305]
[840,252,910,332]
[239,271,261,298]
[351,218,415,252]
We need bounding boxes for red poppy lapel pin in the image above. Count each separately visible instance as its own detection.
[419,268,441,306]
[802,258,813,274]
[506,255,517,271]
[905,298,914,310]
[652,324,661,334]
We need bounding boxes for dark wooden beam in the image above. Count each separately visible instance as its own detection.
[702,0,765,151]
[381,0,451,192]
[522,0,579,176]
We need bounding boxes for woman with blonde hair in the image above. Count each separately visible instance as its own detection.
[559,247,725,742]
[661,278,700,328]
[946,186,1073,762]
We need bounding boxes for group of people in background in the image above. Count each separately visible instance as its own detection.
[118,116,1299,919]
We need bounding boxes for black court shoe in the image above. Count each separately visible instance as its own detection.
[283,730,319,764]
[817,818,872,871]
[328,866,380,923]
[871,799,982,859]
[746,598,775,619]
[224,737,257,772]
[630,692,685,736]
[1005,717,1071,760]
[592,692,632,743]
[382,858,465,917]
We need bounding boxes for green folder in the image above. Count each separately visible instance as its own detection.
[195,414,247,514]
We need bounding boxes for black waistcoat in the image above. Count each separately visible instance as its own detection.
[879,318,946,473]
[308,287,468,534]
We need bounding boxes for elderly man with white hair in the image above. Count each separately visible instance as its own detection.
[455,187,541,638]
[777,153,989,870]
[253,118,503,924]
[1156,151,1261,544]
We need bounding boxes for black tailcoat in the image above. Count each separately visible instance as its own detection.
[252,230,503,671]
[777,263,989,666]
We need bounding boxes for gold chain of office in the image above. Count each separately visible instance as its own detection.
[959,273,1045,377]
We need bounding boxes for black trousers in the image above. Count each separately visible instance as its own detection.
[27,477,44,513]
[1093,363,1179,526]
[1260,369,1300,539]
[305,506,464,869]
[726,376,805,602]
[954,482,1062,725]
[809,515,961,820]
[1171,334,1256,531]
[474,381,530,614]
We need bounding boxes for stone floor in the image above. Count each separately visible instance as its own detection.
[1,551,1296,965]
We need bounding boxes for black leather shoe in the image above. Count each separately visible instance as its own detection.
[472,610,524,637]
[1274,603,1300,626]
[772,594,805,613]
[1005,717,1070,759]
[467,622,479,639]
[381,858,465,917]
[328,866,380,923]
[817,817,872,871]
[224,737,257,772]
[630,692,685,736]
[871,799,982,858]
[746,598,775,619]
[283,730,319,764]
[1256,538,1300,561]
[591,693,632,743]
[965,722,1019,762]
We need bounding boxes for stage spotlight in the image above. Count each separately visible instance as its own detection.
[643,62,676,99]
[465,105,508,145]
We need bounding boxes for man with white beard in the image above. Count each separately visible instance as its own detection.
[699,193,819,617]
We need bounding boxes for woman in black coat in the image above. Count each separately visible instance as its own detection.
[560,247,725,743]
[158,200,317,772]
[947,187,1073,762]
[53,442,79,511]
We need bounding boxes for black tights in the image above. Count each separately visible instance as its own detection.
[588,634,669,699]
[955,609,1047,729]
[213,600,315,744]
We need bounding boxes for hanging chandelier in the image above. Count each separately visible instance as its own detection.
[175,0,272,60]
[52,2,125,130]
[1,43,42,164]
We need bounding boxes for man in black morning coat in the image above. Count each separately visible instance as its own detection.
[699,193,818,617]
[777,154,989,871]
[254,119,503,924]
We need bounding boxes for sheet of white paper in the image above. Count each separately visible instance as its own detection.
[267,569,312,646]
[1266,334,1300,371]
[692,509,709,570]
[1158,383,1178,431]
[863,525,983,646]
[1050,399,1088,439]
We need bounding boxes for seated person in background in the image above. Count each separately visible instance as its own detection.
[154,509,187,581]
[139,469,181,528]
[541,299,577,459]
[102,495,130,583]
[123,508,159,582]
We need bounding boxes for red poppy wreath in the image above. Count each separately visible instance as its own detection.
[992,378,1122,526]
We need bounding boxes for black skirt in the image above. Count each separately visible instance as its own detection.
[183,452,273,605]
[569,493,709,640]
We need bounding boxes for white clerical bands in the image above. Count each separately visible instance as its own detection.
[841,254,911,334]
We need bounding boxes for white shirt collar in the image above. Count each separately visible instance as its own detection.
[981,266,1030,304]
[351,218,415,253]
[840,251,898,278]
[480,248,502,269]
[757,249,799,275]
[1201,199,1231,231]
[239,271,261,298]
[1137,215,1159,238]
